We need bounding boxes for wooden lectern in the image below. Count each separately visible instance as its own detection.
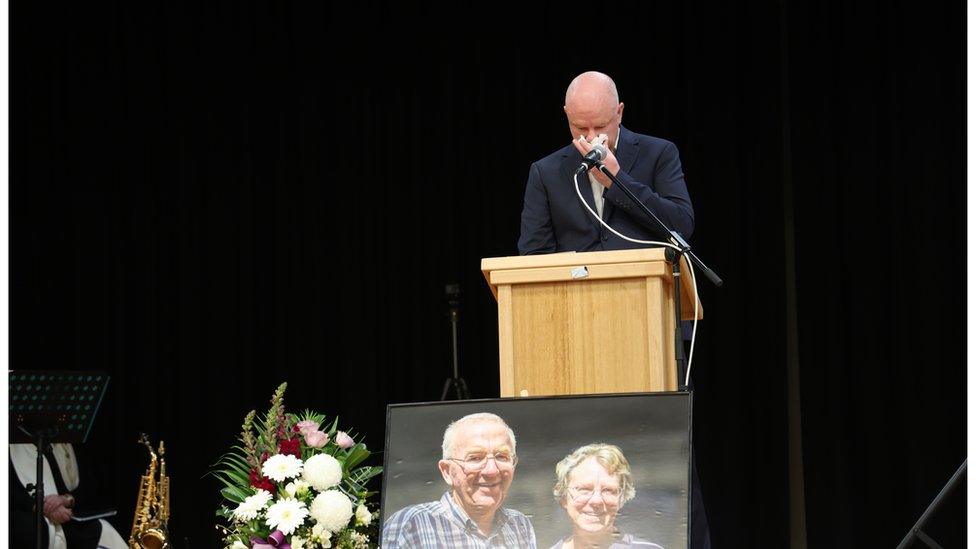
[481,249,702,398]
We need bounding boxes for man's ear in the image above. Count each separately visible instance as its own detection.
[617,102,625,122]
[437,460,454,486]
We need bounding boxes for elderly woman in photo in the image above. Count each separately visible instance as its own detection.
[550,444,663,549]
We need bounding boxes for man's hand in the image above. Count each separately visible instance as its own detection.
[43,495,74,525]
[572,134,620,188]
[43,493,74,511]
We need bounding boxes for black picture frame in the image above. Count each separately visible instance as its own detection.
[381,391,692,548]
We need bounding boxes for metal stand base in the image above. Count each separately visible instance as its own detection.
[440,377,470,401]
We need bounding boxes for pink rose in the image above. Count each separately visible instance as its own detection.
[296,420,320,436]
[335,431,355,449]
[304,430,329,448]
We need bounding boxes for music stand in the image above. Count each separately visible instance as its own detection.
[896,459,967,549]
[8,370,110,549]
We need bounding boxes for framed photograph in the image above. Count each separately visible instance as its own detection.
[381,392,691,548]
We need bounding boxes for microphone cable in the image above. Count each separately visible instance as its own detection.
[573,170,700,388]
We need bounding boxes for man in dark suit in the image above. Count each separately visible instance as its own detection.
[518,71,693,255]
[517,71,711,549]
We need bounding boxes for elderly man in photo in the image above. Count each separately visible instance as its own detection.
[381,412,537,548]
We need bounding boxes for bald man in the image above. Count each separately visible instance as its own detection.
[518,71,694,255]
[517,72,711,548]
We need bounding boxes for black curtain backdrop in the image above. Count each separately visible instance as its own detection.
[10,2,964,547]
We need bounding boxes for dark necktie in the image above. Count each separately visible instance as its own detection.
[42,445,70,495]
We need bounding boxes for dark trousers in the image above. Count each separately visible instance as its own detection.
[686,338,711,549]
[690,448,711,549]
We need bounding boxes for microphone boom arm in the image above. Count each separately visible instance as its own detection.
[597,164,723,287]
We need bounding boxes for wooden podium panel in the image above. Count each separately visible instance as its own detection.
[482,249,702,398]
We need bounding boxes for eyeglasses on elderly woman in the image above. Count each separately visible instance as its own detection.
[567,485,622,502]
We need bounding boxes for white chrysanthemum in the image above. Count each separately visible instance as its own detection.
[285,479,310,497]
[349,532,369,549]
[264,498,309,536]
[262,453,304,482]
[310,490,354,533]
[302,454,343,491]
[232,489,273,521]
[355,503,371,526]
[290,536,306,549]
[311,523,332,547]
[232,500,260,522]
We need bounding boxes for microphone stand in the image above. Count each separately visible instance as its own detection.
[440,283,470,400]
[592,163,723,390]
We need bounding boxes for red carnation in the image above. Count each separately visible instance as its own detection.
[249,468,275,492]
[279,438,301,458]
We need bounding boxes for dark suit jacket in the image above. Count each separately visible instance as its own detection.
[518,126,694,255]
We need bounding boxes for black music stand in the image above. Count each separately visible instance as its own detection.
[8,370,110,549]
[896,460,967,549]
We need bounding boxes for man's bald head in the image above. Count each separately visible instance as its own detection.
[565,71,619,109]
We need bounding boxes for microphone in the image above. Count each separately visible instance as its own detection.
[576,143,608,174]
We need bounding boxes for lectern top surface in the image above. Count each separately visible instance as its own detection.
[480,248,669,272]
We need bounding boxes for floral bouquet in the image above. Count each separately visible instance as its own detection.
[212,383,382,549]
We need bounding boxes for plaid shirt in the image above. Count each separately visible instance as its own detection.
[382,491,537,548]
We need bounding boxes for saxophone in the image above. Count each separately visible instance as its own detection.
[129,434,170,549]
